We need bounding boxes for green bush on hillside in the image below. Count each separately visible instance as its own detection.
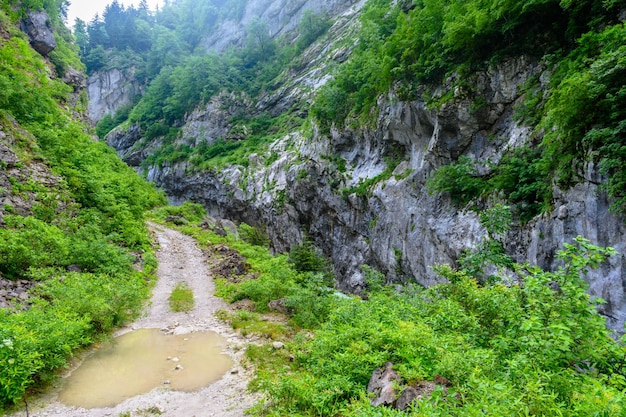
[426,148,551,222]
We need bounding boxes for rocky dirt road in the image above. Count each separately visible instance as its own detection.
[7,225,257,417]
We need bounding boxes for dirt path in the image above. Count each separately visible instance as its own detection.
[8,225,257,417]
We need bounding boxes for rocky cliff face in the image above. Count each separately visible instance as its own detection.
[204,0,363,51]
[87,68,142,122]
[105,2,626,332]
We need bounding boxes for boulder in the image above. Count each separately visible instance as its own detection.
[199,217,238,237]
[395,381,440,410]
[62,67,86,91]
[367,362,401,407]
[368,363,452,410]
[20,12,56,55]
[268,298,292,314]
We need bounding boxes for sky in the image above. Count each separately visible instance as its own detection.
[66,0,162,25]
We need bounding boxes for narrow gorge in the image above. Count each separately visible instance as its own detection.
[93,0,626,332]
[3,0,626,414]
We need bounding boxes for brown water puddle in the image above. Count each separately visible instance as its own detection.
[59,329,233,408]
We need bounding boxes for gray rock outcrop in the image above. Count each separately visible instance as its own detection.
[367,362,400,407]
[203,0,363,51]
[62,67,86,91]
[20,11,56,55]
[87,68,143,122]
[367,363,449,410]
[0,277,36,309]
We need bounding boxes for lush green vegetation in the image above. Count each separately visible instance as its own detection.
[1,268,153,405]
[169,282,194,312]
[313,0,620,128]
[247,242,625,416]
[81,0,331,157]
[426,149,551,222]
[154,204,626,416]
[0,0,164,407]
[311,0,626,218]
[542,23,626,213]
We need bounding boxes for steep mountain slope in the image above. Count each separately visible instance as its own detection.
[0,0,164,407]
[91,0,626,332]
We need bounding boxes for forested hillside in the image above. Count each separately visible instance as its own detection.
[81,0,332,152]
[0,0,164,407]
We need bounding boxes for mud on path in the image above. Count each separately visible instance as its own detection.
[7,225,257,417]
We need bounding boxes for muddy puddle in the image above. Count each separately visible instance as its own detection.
[59,329,233,408]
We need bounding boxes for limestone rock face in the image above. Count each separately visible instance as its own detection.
[203,0,364,51]
[62,67,86,91]
[105,123,144,166]
[182,92,253,147]
[20,12,56,55]
[87,68,142,122]
[519,169,626,331]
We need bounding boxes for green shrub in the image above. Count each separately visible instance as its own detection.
[150,201,207,224]
[0,216,70,278]
[427,149,551,222]
[95,104,133,139]
[36,271,149,335]
[238,223,270,247]
[489,147,551,222]
[0,264,152,406]
[288,237,333,281]
[0,307,89,405]
[230,257,299,309]
[216,309,289,339]
[426,156,488,206]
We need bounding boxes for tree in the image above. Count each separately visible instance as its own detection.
[242,18,277,68]
[296,10,331,51]
[72,18,88,58]
[87,14,109,49]
[145,25,185,77]
[178,0,219,50]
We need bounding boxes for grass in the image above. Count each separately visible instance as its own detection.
[168,282,194,312]
[215,309,290,340]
